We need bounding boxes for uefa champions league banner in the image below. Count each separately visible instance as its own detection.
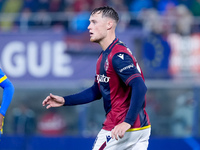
[0,31,97,86]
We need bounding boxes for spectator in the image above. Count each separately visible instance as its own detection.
[108,0,128,11]
[0,0,23,31]
[73,0,91,12]
[0,0,6,12]
[23,0,38,12]
[33,9,52,28]
[157,0,179,14]
[108,0,131,32]
[12,104,36,135]
[172,92,194,137]
[37,0,49,11]
[129,0,153,16]
[62,4,75,31]
[18,7,33,31]
[90,0,106,10]
[70,1,90,32]
[160,1,178,33]
[49,0,63,12]
[175,4,193,35]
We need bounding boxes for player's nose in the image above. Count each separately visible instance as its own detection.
[88,23,92,30]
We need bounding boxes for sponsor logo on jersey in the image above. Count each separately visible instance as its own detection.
[118,54,124,60]
[96,74,110,83]
[119,63,134,72]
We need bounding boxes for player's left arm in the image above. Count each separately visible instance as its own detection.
[0,75,15,132]
[111,52,147,140]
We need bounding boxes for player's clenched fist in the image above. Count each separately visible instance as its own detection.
[42,93,65,109]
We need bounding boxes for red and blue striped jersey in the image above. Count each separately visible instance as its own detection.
[95,38,150,131]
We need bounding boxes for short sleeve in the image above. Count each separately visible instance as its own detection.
[112,53,142,85]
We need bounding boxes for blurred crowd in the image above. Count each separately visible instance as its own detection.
[0,0,199,33]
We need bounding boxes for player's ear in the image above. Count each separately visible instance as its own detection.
[107,20,113,30]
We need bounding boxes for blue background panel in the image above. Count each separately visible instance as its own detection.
[1,136,200,150]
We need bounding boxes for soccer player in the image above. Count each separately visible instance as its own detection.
[43,6,151,150]
[0,68,14,135]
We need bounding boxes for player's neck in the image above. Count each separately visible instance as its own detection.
[100,33,116,51]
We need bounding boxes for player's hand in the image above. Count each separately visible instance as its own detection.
[111,122,131,140]
[0,113,4,131]
[42,93,65,109]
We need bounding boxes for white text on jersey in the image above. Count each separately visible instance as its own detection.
[119,63,134,73]
[96,74,110,83]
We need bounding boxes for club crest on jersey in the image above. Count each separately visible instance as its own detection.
[96,74,110,83]
[104,58,109,71]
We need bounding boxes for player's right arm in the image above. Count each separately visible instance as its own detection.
[63,81,102,106]
[0,69,15,132]
[43,82,102,109]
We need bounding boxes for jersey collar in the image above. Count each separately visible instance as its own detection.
[104,38,119,53]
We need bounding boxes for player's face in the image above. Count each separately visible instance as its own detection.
[88,12,108,43]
